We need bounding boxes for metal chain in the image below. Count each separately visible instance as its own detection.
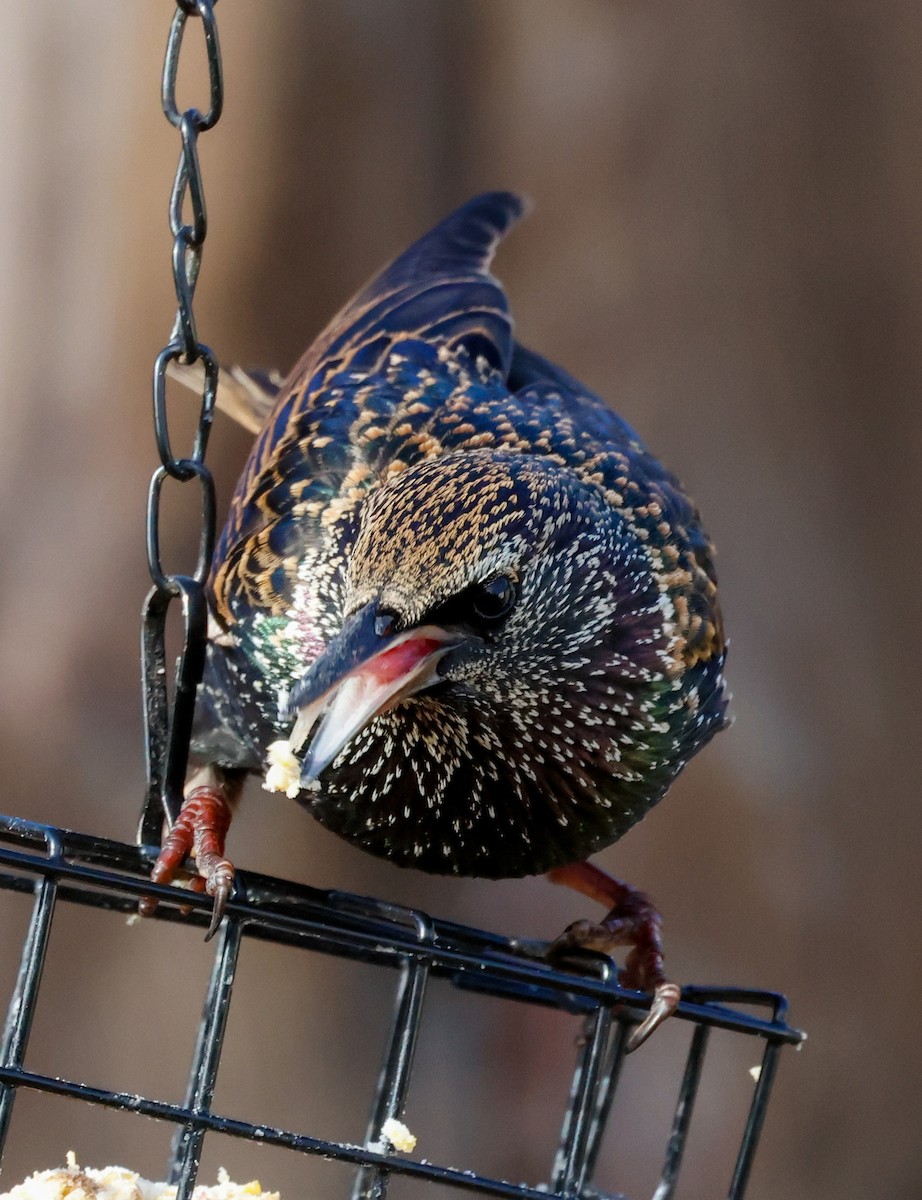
[140,0,223,845]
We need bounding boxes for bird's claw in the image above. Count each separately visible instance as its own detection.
[547,919,681,1051]
[547,918,617,960]
[545,863,679,1051]
[141,782,235,940]
[204,859,235,941]
[626,980,681,1053]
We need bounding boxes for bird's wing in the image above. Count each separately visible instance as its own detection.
[286,190,526,390]
[211,192,527,625]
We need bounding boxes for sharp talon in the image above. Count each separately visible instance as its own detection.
[546,919,609,965]
[205,896,225,942]
[626,981,681,1052]
[203,860,234,942]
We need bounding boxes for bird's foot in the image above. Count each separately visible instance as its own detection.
[547,861,680,1052]
[140,779,235,941]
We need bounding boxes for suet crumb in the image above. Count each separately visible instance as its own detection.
[380,1118,417,1153]
[1,1154,279,1200]
[262,740,301,799]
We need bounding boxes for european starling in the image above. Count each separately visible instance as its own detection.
[147,193,728,1048]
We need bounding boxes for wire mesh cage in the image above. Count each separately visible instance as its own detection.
[0,813,803,1200]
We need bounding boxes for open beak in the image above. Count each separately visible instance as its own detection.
[285,602,470,784]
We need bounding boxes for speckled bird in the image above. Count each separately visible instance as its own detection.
[147,193,729,1048]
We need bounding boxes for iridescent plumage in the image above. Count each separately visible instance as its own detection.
[152,193,729,1044]
[192,192,727,877]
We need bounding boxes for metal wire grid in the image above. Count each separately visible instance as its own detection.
[0,814,803,1200]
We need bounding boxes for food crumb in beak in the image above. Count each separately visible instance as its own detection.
[263,740,302,799]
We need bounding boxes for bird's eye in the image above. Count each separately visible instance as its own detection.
[375,610,398,638]
[469,575,518,624]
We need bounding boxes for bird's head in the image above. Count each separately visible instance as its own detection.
[280,448,699,878]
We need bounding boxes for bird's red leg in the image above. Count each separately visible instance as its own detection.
[139,765,241,940]
[547,861,680,1052]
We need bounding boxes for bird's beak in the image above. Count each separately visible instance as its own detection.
[285,602,469,784]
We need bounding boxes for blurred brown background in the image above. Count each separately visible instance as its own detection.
[0,2,919,1197]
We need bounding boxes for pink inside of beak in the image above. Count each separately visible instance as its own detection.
[367,636,443,686]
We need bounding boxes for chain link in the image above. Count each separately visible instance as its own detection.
[140,0,223,846]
